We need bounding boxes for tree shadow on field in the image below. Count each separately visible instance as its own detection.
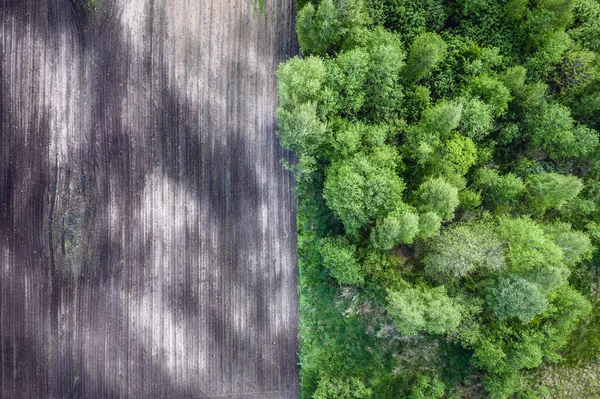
[0,0,299,396]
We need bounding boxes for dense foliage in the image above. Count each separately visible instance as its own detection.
[278,0,600,397]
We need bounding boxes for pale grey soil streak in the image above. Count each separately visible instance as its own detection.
[0,0,299,397]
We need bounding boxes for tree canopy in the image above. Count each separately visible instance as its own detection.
[278,0,600,396]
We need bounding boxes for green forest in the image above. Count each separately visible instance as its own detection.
[276,0,600,397]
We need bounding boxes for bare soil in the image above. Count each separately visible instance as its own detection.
[0,0,299,397]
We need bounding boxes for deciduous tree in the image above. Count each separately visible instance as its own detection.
[402,32,447,84]
[414,177,459,222]
[486,275,548,323]
[525,172,583,212]
[320,236,365,285]
[387,286,463,336]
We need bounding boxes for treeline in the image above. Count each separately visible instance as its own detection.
[277,0,600,397]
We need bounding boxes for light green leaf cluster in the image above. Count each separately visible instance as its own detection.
[313,376,372,399]
[525,172,583,212]
[407,375,445,399]
[465,74,512,117]
[296,0,369,55]
[320,236,365,286]
[371,205,420,250]
[415,177,459,222]
[402,32,447,84]
[474,168,525,210]
[387,286,463,336]
[323,150,404,235]
[543,222,593,266]
[458,97,494,141]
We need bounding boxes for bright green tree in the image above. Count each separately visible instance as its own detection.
[525,172,583,212]
[328,49,371,117]
[496,216,565,273]
[417,211,442,239]
[444,133,477,176]
[296,0,368,55]
[526,103,576,159]
[458,97,494,141]
[569,125,599,157]
[474,169,525,210]
[408,375,445,399]
[323,150,404,235]
[329,119,364,156]
[414,177,459,222]
[277,102,327,156]
[320,236,365,285]
[402,32,447,84]
[465,74,512,117]
[313,376,372,399]
[544,222,592,266]
[387,286,463,336]
[404,101,463,169]
[277,56,326,108]
[371,205,420,250]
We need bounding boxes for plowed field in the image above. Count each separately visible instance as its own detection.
[0,0,299,397]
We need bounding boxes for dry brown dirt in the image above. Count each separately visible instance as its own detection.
[0,0,299,397]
